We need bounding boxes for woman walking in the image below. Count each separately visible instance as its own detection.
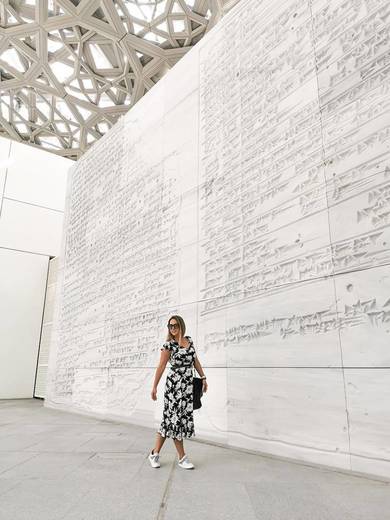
[149,315,208,469]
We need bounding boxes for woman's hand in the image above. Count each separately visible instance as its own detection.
[151,387,157,401]
[202,380,208,393]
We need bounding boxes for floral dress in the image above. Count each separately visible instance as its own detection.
[157,335,196,440]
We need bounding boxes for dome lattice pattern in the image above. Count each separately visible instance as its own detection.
[0,0,237,159]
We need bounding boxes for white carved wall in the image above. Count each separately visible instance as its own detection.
[46,0,390,479]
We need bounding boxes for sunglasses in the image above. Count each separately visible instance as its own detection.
[168,323,179,329]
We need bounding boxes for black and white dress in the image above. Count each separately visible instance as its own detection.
[157,335,196,440]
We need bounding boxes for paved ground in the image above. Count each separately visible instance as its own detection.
[0,399,389,520]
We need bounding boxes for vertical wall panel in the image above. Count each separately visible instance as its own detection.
[0,199,64,256]
[0,135,69,399]
[3,140,69,210]
[0,249,48,398]
[34,257,59,398]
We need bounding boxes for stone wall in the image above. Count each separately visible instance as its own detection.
[46,0,390,479]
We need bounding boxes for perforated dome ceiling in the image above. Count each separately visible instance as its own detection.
[0,0,237,159]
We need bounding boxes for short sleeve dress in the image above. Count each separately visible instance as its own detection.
[157,335,196,440]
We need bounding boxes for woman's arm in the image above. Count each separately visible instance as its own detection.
[194,354,208,393]
[151,349,170,401]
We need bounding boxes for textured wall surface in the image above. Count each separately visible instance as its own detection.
[46,0,390,478]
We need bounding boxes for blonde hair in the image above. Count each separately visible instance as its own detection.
[166,315,186,342]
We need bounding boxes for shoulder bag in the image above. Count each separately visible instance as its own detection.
[192,368,203,410]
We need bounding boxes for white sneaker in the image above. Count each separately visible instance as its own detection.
[178,454,194,469]
[148,450,160,468]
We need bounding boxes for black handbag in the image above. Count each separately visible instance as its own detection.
[193,371,203,410]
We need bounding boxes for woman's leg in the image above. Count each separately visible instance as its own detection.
[152,433,166,454]
[173,438,185,459]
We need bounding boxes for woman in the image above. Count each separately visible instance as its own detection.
[149,315,208,469]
